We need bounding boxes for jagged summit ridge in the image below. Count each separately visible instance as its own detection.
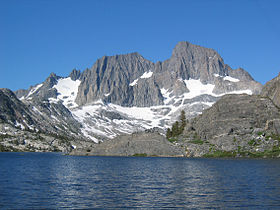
[72,41,261,107]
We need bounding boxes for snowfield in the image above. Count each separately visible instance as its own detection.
[22,75,253,142]
[53,77,81,108]
[71,78,252,141]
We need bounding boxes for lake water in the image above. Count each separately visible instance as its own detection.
[1,153,280,209]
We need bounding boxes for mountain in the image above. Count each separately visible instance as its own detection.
[1,41,262,151]
[0,88,93,152]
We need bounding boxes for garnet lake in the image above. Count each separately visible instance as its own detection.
[1,153,280,209]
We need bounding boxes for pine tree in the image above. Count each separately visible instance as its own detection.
[166,128,172,139]
[172,121,180,136]
[166,110,187,138]
[179,110,186,133]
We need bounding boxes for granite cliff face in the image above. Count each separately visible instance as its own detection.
[74,42,261,108]
[1,41,264,152]
[169,73,280,157]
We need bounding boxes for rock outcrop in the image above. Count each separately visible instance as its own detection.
[70,130,184,157]
[261,72,280,107]
[173,93,280,157]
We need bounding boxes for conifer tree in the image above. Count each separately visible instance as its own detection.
[172,121,180,136]
[179,110,186,133]
[166,128,172,139]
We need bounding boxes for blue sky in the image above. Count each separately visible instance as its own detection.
[0,0,279,90]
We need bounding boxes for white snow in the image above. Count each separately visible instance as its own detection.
[81,130,99,143]
[184,79,215,99]
[53,77,81,108]
[110,104,155,122]
[15,121,25,130]
[26,84,43,98]
[69,77,253,141]
[214,74,240,82]
[48,97,59,103]
[32,106,43,115]
[160,88,169,96]
[225,89,252,95]
[129,71,153,86]
[129,79,139,86]
[140,71,153,79]
[223,76,240,82]
[160,88,173,104]
[51,115,59,122]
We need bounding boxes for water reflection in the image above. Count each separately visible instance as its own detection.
[1,154,280,209]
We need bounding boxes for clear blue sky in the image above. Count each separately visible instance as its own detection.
[1,0,279,91]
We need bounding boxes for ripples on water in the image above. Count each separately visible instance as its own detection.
[1,153,280,209]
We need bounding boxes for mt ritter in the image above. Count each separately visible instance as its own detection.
[1,41,262,152]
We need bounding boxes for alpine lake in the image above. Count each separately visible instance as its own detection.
[1,152,280,209]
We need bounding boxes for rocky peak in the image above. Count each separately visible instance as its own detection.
[171,41,220,60]
[75,52,155,106]
[166,41,227,83]
[69,69,81,81]
[44,72,60,88]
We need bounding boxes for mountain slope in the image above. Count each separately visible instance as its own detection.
[168,72,280,157]
[0,88,93,152]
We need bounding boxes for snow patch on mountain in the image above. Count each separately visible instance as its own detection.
[15,121,25,130]
[184,79,215,98]
[224,76,240,82]
[214,74,240,82]
[140,71,153,79]
[25,83,43,99]
[72,100,171,141]
[130,71,153,86]
[129,79,138,86]
[53,77,81,108]
[69,77,254,142]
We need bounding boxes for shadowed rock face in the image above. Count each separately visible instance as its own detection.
[0,88,35,126]
[261,73,280,107]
